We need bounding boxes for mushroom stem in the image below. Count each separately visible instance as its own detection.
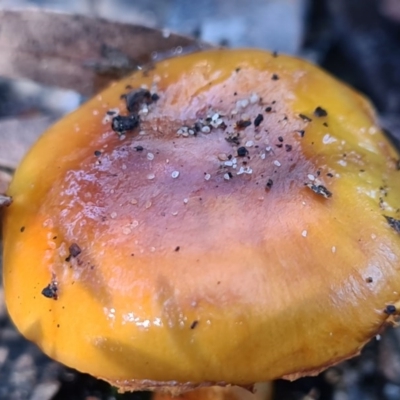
[253,383,273,400]
[152,383,272,400]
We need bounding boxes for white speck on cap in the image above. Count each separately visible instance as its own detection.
[171,171,180,179]
[122,227,132,235]
[139,106,149,115]
[237,166,253,175]
[369,126,378,135]
[322,134,337,144]
[302,230,308,237]
[236,99,249,109]
[249,93,259,104]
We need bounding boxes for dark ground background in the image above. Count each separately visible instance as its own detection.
[2,0,400,399]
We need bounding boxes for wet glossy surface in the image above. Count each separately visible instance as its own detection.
[4,49,400,390]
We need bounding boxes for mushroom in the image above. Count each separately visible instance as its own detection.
[152,384,271,400]
[3,49,400,395]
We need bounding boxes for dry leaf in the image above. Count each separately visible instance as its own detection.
[0,9,211,96]
[0,194,12,206]
[0,115,53,195]
[0,116,54,170]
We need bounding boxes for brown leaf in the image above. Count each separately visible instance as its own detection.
[0,194,12,206]
[0,9,211,96]
[0,116,54,170]
[0,174,11,196]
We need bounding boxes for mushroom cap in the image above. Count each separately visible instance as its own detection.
[3,49,400,392]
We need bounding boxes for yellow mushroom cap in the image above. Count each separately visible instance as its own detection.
[3,49,400,392]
